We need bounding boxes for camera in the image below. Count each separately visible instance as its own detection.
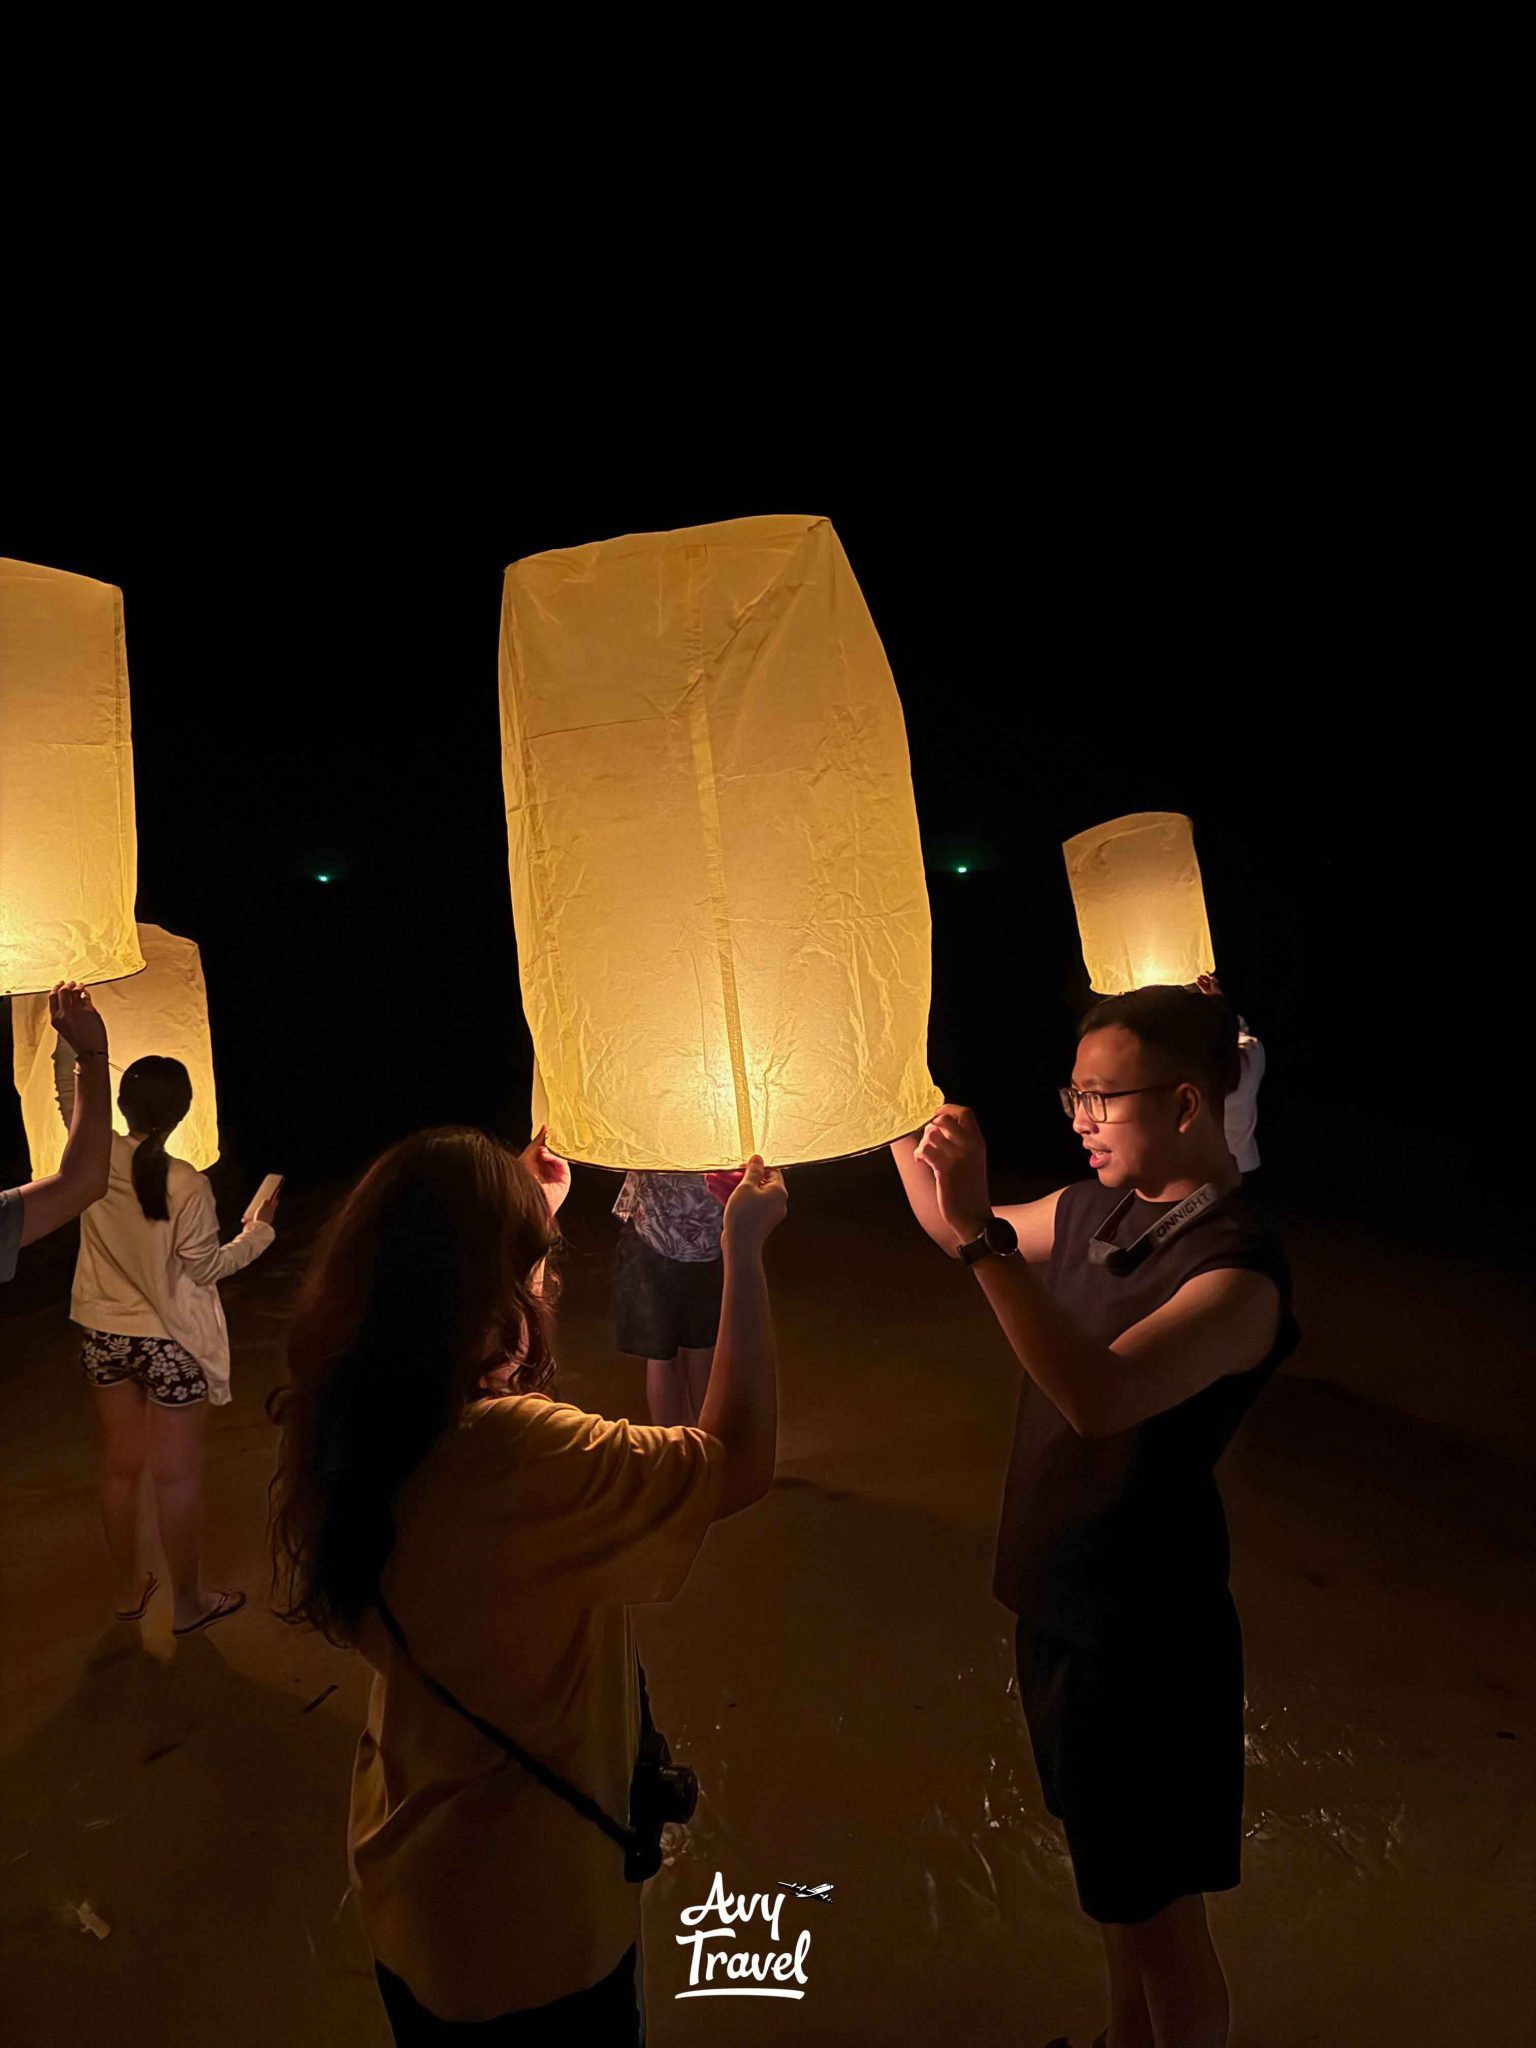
[624,1722,699,1883]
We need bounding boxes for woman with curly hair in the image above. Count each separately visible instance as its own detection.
[267,1125,784,2043]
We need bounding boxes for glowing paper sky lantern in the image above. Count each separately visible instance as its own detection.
[0,558,146,997]
[499,515,944,1170]
[10,923,221,1175]
[1063,811,1216,995]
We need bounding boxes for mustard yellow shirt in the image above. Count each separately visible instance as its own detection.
[348,1391,725,2022]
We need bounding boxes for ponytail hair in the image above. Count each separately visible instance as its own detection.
[117,1058,193,1222]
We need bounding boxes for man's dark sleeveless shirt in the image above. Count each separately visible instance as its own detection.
[994,1176,1300,1647]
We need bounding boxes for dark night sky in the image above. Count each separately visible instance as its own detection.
[1,426,1495,1257]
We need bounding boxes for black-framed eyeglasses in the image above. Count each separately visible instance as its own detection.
[1058,1083,1178,1121]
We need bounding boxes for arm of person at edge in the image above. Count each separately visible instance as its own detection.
[15,984,114,1249]
[914,1103,1281,1440]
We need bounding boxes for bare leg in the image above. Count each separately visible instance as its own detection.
[92,1381,150,1609]
[677,1345,714,1427]
[1117,1893,1229,2048]
[1100,1920,1155,2048]
[645,1356,692,1428]
[147,1398,222,1630]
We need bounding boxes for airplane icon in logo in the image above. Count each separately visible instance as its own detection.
[777,1880,834,1903]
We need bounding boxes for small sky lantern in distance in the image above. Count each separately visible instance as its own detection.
[0,558,147,997]
[499,514,944,1170]
[10,923,221,1175]
[1063,810,1217,994]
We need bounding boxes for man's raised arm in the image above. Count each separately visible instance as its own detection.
[893,1128,1062,1263]
[891,1131,965,1255]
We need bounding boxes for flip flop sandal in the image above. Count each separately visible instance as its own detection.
[172,1589,246,1637]
[114,1571,158,1621]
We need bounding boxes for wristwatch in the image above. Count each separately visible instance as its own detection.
[956,1214,1019,1266]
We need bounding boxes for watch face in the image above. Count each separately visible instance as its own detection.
[984,1217,1018,1256]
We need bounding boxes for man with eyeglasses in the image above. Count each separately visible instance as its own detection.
[890,985,1298,2048]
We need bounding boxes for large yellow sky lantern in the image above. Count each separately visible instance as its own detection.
[0,558,147,997]
[500,515,944,1170]
[1064,811,1216,994]
[11,923,221,1176]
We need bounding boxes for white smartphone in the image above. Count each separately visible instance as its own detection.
[243,1172,284,1225]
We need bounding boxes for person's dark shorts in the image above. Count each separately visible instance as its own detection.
[80,1329,209,1406]
[1013,1594,1245,1924]
[613,1219,722,1360]
[375,1941,642,2044]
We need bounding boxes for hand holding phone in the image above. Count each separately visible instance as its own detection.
[244,1173,284,1227]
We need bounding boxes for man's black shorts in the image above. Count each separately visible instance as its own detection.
[612,1218,723,1360]
[1013,1593,1245,1924]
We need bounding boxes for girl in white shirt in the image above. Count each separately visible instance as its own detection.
[55,1040,277,1633]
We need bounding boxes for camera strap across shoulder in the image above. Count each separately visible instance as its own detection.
[373,1594,644,1861]
[1086,1179,1234,1275]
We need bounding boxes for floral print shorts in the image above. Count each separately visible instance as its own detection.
[80,1329,208,1406]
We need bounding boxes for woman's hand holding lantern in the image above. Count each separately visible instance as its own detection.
[720,1157,787,1252]
[519,1125,572,1217]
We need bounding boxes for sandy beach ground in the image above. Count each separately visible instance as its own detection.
[1,1153,1531,2046]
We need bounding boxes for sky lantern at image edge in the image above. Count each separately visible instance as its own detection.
[0,557,147,996]
[10,923,221,1175]
[1063,811,1216,996]
[500,515,945,1170]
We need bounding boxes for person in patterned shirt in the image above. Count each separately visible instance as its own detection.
[611,1171,725,1426]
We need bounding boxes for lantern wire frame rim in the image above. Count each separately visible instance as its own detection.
[531,1111,945,1176]
[2,962,151,1001]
